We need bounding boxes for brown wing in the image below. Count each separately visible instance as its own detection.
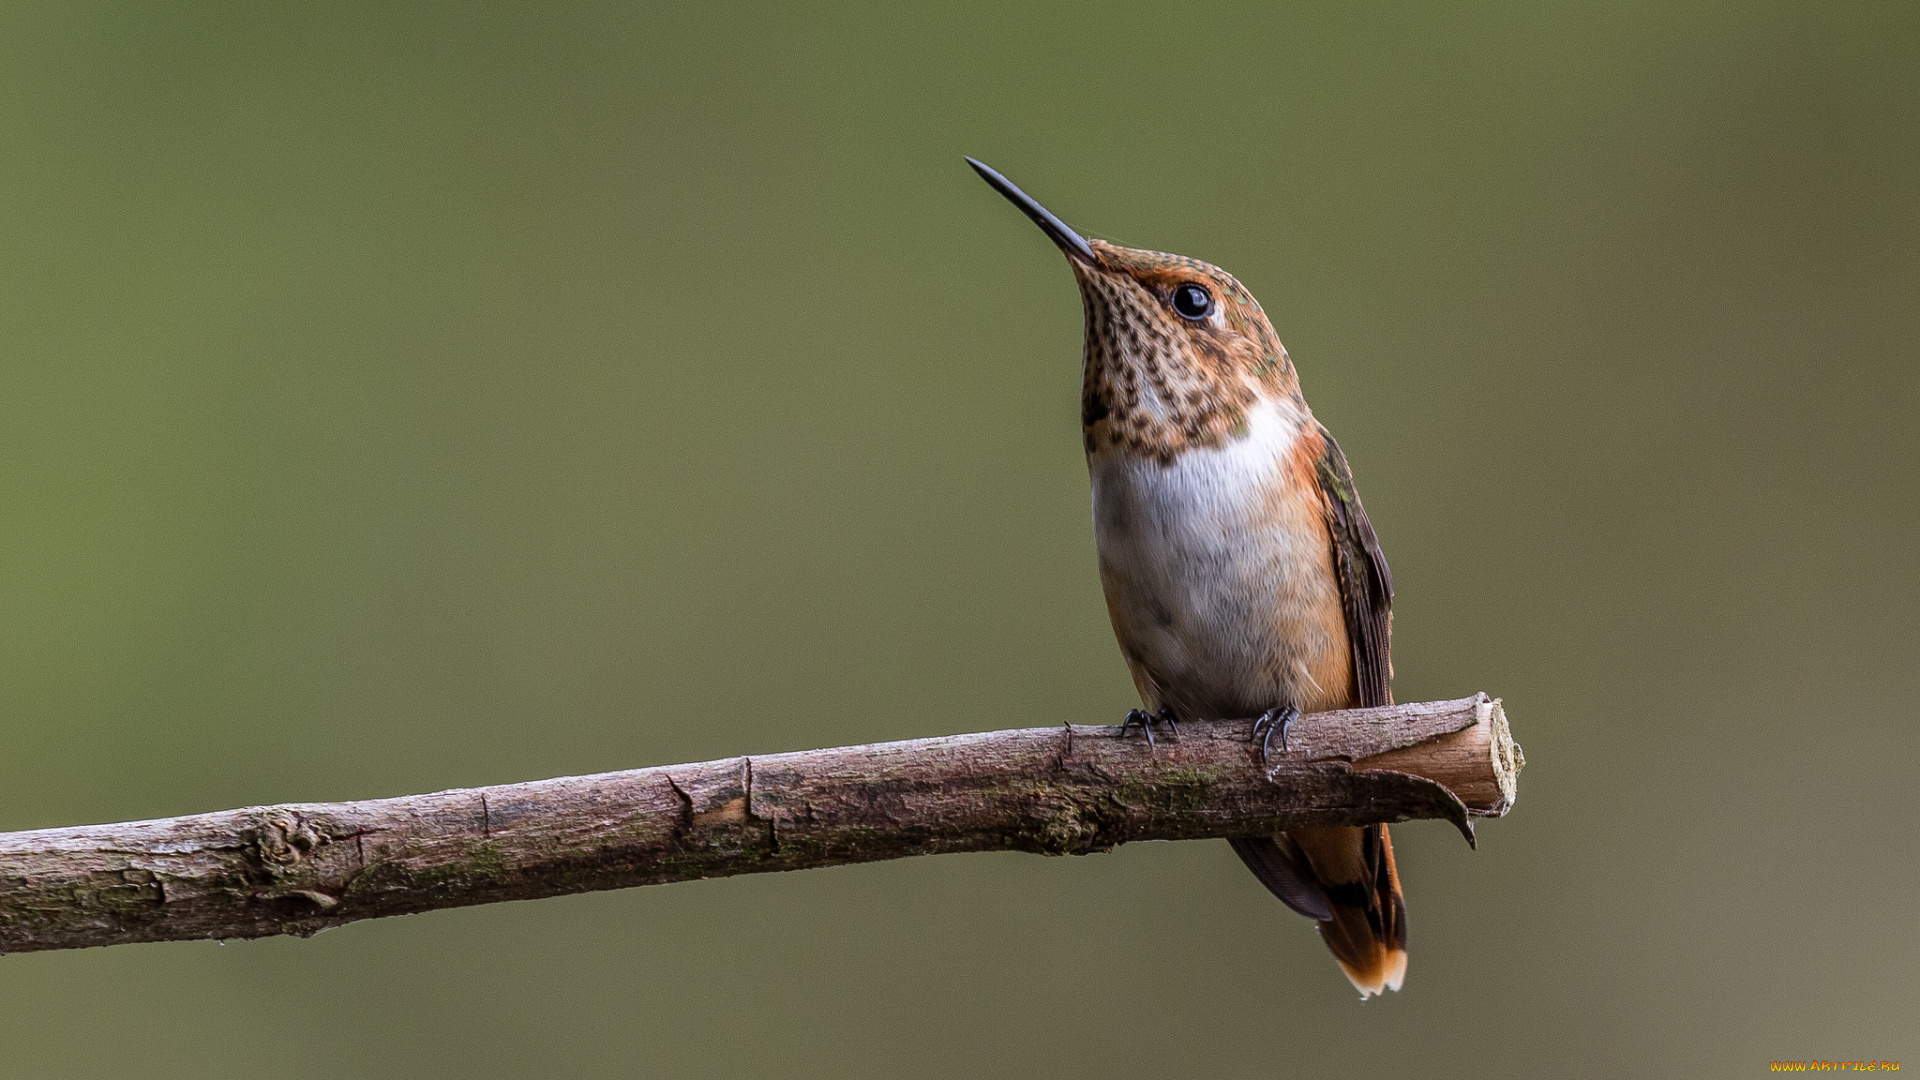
[1312,425,1393,708]
[1227,835,1333,920]
[1289,428,1405,996]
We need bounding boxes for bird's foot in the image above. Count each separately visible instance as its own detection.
[1251,706,1300,763]
[1120,706,1180,746]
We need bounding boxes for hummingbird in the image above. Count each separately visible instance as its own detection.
[968,158,1405,998]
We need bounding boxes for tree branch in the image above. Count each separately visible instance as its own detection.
[0,694,1521,954]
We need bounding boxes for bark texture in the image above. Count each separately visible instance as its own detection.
[0,694,1520,954]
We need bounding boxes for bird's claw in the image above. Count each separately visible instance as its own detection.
[1251,706,1300,763]
[1120,706,1180,746]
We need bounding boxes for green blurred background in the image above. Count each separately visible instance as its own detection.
[2,3,1915,1076]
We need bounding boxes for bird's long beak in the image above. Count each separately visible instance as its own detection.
[966,157,1097,264]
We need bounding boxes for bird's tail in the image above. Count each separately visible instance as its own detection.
[1229,824,1406,998]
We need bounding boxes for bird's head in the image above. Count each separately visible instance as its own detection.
[967,158,1301,460]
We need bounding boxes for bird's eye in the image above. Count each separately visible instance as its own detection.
[1172,282,1214,320]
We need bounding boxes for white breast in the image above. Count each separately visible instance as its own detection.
[1088,397,1346,719]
